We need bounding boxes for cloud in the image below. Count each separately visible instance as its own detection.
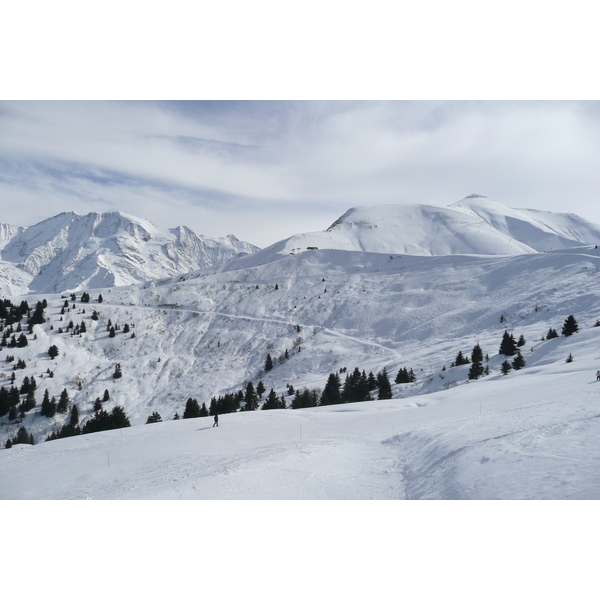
[1,100,600,247]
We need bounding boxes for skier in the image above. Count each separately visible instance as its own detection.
[596,370,600,382]
[213,414,219,427]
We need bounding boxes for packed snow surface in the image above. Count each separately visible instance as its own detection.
[2,343,600,499]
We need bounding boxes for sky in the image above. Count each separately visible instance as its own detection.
[3,100,600,248]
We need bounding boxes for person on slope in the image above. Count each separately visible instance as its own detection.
[596,370,600,382]
[213,414,219,427]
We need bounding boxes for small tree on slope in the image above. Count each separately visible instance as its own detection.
[562,315,579,337]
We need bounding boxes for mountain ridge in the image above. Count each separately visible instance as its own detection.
[0,211,260,295]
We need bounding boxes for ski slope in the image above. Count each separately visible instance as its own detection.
[2,332,600,499]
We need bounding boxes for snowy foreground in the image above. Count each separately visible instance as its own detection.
[2,338,599,499]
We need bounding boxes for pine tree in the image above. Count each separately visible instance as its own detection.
[256,380,266,397]
[517,334,526,347]
[262,388,281,410]
[561,315,579,337]
[146,411,162,423]
[98,294,103,303]
[57,389,70,414]
[103,389,110,402]
[93,397,103,412]
[512,352,526,370]
[454,350,470,366]
[546,328,559,340]
[109,406,131,429]
[183,398,201,419]
[468,343,485,380]
[499,331,518,356]
[243,382,258,411]
[69,404,79,427]
[264,353,273,372]
[377,368,393,400]
[48,344,59,359]
[566,353,574,363]
[109,326,116,338]
[113,363,122,379]
[320,372,342,405]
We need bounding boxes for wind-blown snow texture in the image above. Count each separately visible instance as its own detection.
[2,196,600,499]
[0,211,259,295]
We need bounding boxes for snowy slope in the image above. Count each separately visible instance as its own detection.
[3,199,600,499]
[245,195,600,264]
[0,211,259,295]
[2,323,600,500]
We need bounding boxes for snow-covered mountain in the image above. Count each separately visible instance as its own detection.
[246,195,600,263]
[0,211,259,295]
[3,197,600,499]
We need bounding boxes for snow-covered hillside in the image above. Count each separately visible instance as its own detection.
[2,306,600,500]
[247,195,600,262]
[3,198,600,499]
[2,239,600,498]
[0,211,259,295]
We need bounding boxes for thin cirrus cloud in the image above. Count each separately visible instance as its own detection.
[1,100,600,247]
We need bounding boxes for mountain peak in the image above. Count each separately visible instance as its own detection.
[0,212,260,295]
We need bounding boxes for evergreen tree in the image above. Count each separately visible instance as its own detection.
[173,412,180,420]
[123,323,130,333]
[28,301,45,327]
[48,344,59,359]
[109,405,131,429]
[183,398,201,419]
[146,411,162,423]
[291,388,320,409]
[98,294,103,303]
[69,404,79,427]
[243,382,259,411]
[199,402,209,417]
[57,389,70,414]
[113,363,122,379]
[103,389,110,402]
[468,343,485,380]
[13,426,33,445]
[566,353,574,363]
[264,353,273,372]
[377,368,393,400]
[93,397,102,412]
[256,380,266,397]
[320,372,342,405]
[546,328,559,340]
[499,331,518,356]
[512,352,526,371]
[395,367,416,384]
[262,388,281,410]
[454,350,470,366]
[517,334,526,347]
[562,315,579,337]
[109,326,116,338]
